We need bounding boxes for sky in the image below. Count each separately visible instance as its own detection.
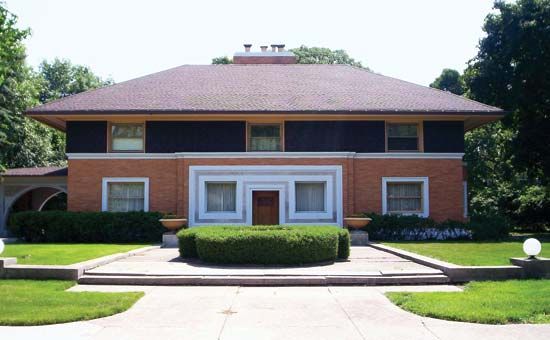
[5,0,497,86]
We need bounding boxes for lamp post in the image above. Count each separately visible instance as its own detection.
[523,238,542,260]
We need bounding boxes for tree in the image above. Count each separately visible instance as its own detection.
[464,0,550,179]
[0,4,111,170]
[0,4,37,170]
[38,58,112,103]
[290,45,367,68]
[211,56,232,64]
[430,69,465,95]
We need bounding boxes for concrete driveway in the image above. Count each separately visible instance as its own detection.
[1,285,549,340]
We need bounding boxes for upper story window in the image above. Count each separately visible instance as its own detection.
[110,123,144,152]
[387,123,419,152]
[248,124,282,151]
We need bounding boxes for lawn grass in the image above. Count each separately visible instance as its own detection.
[383,241,549,266]
[387,280,550,324]
[1,243,150,265]
[0,280,143,326]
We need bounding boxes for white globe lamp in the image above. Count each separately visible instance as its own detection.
[523,238,541,259]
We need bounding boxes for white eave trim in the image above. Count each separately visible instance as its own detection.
[67,152,464,160]
[355,152,464,159]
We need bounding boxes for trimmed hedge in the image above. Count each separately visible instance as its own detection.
[177,226,350,265]
[362,213,509,241]
[337,228,351,259]
[8,211,164,243]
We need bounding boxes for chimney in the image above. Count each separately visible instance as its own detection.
[233,43,297,64]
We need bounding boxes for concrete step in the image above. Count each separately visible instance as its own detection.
[83,269,444,277]
[78,274,450,286]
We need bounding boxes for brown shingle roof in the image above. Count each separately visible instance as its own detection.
[1,167,68,177]
[26,65,503,114]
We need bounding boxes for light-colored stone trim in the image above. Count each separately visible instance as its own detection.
[369,243,524,282]
[66,152,464,160]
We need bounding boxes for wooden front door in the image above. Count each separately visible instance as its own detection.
[252,191,279,225]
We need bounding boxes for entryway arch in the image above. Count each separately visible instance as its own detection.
[0,167,67,236]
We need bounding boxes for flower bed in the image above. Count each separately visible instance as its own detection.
[177,226,350,265]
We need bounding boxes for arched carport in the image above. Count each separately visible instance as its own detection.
[0,167,67,236]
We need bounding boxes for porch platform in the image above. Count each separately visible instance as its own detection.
[79,246,449,285]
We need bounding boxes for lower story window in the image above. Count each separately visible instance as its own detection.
[206,182,237,212]
[295,182,326,212]
[102,178,149,212]
[382,177,429,217]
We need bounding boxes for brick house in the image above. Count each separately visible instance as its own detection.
[21,45,503,227]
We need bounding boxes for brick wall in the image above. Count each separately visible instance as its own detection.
[67,159,178,213]
[68,157,465,222]
[353,158,464,221]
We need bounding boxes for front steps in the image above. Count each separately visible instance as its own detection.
[78,272,450,286]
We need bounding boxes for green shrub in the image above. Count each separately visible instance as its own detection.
[337,228,350,259]
[8,211,164,243]
[176,227,201,258]
[177,225,349,265]
[469,214,511,240]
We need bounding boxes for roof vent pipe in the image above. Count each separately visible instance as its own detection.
[260,45,268,52]
[277,44,285,52]
[271,44,277,52]
[244,44,252,52]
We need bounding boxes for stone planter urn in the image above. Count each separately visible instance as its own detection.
[343,217,372,230]
[344,217,372,246]
[159,218,187,231]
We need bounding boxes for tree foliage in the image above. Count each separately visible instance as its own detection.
[38,58,112,103]
[458,0,550,230]
[0,4,38,170]
[465,0,550,179]
[430,69,465,95]
[290,45,367,68]
[211,56,232,64]
[0,4,111,170]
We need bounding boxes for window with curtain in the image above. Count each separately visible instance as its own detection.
[206,182,237,212]
[295,182,326,212]
[248,124,281,151]
[386,182,423,213]
[111,123,144,151]
[387,123,418,151]
[107,182,145,212]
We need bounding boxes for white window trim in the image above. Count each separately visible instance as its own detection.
[463,181,468,218]
[188,165,343,226]
[289,176,333,220]
[101,177,150,212]
[199,178,243,220]
[381,177,429,218]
